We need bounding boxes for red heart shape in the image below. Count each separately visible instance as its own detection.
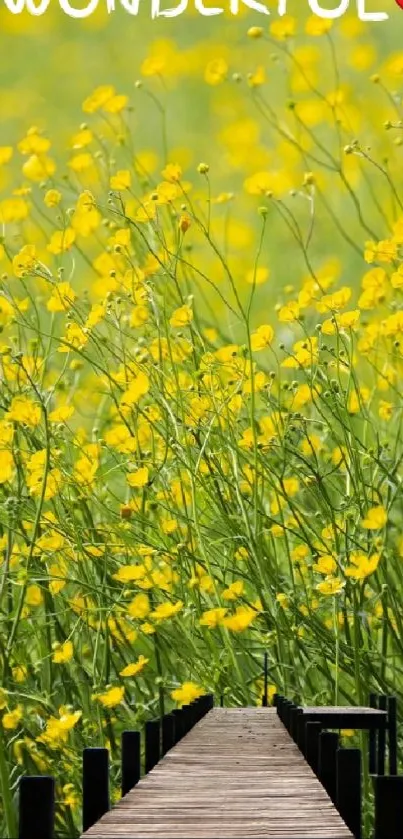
[396,0,403,8]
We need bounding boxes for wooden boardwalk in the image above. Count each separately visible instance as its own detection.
[82,708,353,838]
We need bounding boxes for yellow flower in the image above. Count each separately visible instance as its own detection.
[316,577,345,596]
[12,245,37,278]
[58,322,88,352]
[0,146,13,165]
[53,640,73,664]
[379,401,393,422]
[22,154,56,182]
[103,94,128,114]
[305,15,332,36]
[48,406,74,423]
[170,305,193,328]
[38,709,81,747]
[127,467,149,488]
[47,282,76,313]
[12,666,27,683]
[113,564,146,583]
[204,58,228,86]
[25,585,43,606]
[313,555,337,576]
[127,593,150,619]
[83,85,116,113]
[348,387,370,415]
[0,451,14,485]
[47,228,76,255]
[2,707,23,730]
[120,655,149,678]
[361,506,387,530]
[199,607,227,628]
[391,265,403,289]
[131,306,149,328]
[270,15,296,40]
[316,286,352,313]
[246,267,269,285]
[110,170,131,190]
[94,686,125,708]
[279,301,300,323]
[44,189,61,208]
[150,600,183,622]
[7,396,41,427]
[250,324,274,351]
[345,552,380,580]
[222,581,244,601]
[171,681,204,706]
[222,605,256,632]
[121,372,150,406]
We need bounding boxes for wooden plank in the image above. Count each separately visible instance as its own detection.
[82,708,353,839]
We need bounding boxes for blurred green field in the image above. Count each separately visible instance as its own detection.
[1,0,403,326]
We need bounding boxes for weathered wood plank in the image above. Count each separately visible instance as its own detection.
[82,708,353,838]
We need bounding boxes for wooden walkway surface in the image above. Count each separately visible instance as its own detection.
[82,708,353,838]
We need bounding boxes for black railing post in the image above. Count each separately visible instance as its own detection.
[162,712,175,755]
[388,696,397,775]
[373,775,403,839]
[318,731,339,803]
[369,693,378,774]
[82,747,109,832]
[262,651,268,707]
[297,711,306,754]
[336,748,361,839]
[289,705,298,741]
[305,721,322,775]
[19,776,55,839]
[283,700,293,732]
[293,708,303,744]
[172,708,184,743]
[377,695,387,776]
[145,719,160,773]
[121,731,141,797]
[181,704,189,734]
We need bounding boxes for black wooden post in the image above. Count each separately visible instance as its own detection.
[289,705,298,741]
[19,776,55,839]
[206,693,214,710]
[283,700,293,732]
[121,731,141,797]
[145,719,160,773]
[336,748,361,839]
[319,731,339,803]
[262,651,268,707]
[162,712,175,755]
[305,721,322,775]
[388,696,398,775]
[369,693,378,774]
[297,711,306,754]
[82,748,109,832]
[194,697,204,722]
[273,692,279,708]
[181,704,189,734]
[377,695,387,776]
[373,775,403,839]
[173,708,184,743]
[293,708,303,744]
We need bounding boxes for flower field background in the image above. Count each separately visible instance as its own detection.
[1,1,403,835]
